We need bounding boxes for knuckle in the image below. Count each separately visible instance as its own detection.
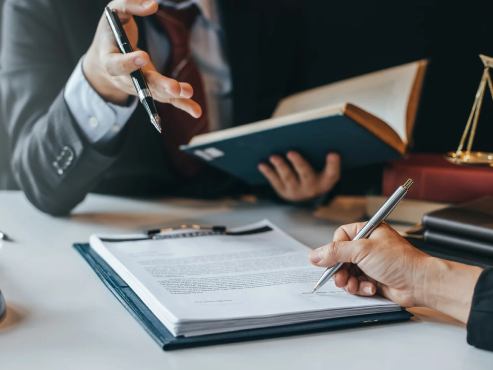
[119,0,128,13]
[276,189,287,198]
[305,189,318,199]
[284,191,298,201]
[165,79,180,93]
[116,60,125,74]
[326,171,340,183]
[153,81,165,95]
[322,241,339,260]
[106,65,117,77]
[283,173,296,184]
[168,97,180,106]
[181,82,192,90]
[300,172,313,181]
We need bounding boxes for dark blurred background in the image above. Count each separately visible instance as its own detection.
[1,0,493,191]
[300,0,493,155]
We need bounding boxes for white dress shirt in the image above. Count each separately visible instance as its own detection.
[64,0,232,144]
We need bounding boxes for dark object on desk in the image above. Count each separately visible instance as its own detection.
[407,237,493,269]
[422,197,493,257]
[73,243,413,351]
[383,154,493,203]
[0,289,6,323]
[423,196,493,242]
[0,231,11,241]
[424,230,493,258]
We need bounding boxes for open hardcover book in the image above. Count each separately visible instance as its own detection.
[181,60,427,185]
[88,220,402,338]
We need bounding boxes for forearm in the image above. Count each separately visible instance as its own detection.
[421,257,483,323]
[10,91,121,215]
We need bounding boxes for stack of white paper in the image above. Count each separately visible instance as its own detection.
[90,220,400,337]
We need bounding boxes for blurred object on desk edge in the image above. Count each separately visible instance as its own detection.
[314,196,448,225]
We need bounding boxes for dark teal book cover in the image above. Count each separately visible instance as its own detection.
[181,111,403,186]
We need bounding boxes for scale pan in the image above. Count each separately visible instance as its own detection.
[445,151,493,167]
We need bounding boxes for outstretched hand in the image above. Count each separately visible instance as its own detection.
[83,0,201,118]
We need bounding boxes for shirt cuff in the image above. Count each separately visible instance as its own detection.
[64,55,138,144]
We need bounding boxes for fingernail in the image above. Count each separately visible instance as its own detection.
[363,285,373,294]
[135,57,146,66]
[141,0,153,7]
[309,249,322,264]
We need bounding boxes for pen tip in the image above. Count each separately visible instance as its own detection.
[151,115,162,133]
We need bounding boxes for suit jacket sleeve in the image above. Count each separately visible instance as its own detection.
[1,0,125,215]
[467,268,493,351]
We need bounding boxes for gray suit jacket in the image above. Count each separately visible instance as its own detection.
[1,0,301,215]
[3,0,446,215]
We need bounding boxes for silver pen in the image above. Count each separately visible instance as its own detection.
[311,178,414,293]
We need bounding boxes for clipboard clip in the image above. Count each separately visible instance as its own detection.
[145,225,227,238]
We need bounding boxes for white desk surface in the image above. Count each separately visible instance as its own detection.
[0,191,491,370]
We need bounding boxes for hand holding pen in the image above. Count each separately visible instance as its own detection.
[82,0,202,130]
[311,179,414,293]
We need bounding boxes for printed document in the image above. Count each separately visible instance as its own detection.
[90,220,400,337]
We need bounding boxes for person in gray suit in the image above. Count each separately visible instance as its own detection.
[0,0,341,215]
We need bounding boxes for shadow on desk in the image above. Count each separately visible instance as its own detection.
[70,205,233,230]
[409,307,465,328]
[0,302,29,334]
[70,212,192,230]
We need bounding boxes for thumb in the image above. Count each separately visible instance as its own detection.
[309,239,372,268]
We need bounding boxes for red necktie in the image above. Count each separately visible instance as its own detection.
[155,5,209,178]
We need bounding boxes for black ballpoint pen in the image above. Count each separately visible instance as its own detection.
[104,7,162,133]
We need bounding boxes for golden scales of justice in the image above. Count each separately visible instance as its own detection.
[445,54,493,166]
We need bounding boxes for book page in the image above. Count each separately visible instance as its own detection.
[273,62,420,143]
[90,220,399,337]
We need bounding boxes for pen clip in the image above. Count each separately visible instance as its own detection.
[104,7,133,54]
[104,7,122,38]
